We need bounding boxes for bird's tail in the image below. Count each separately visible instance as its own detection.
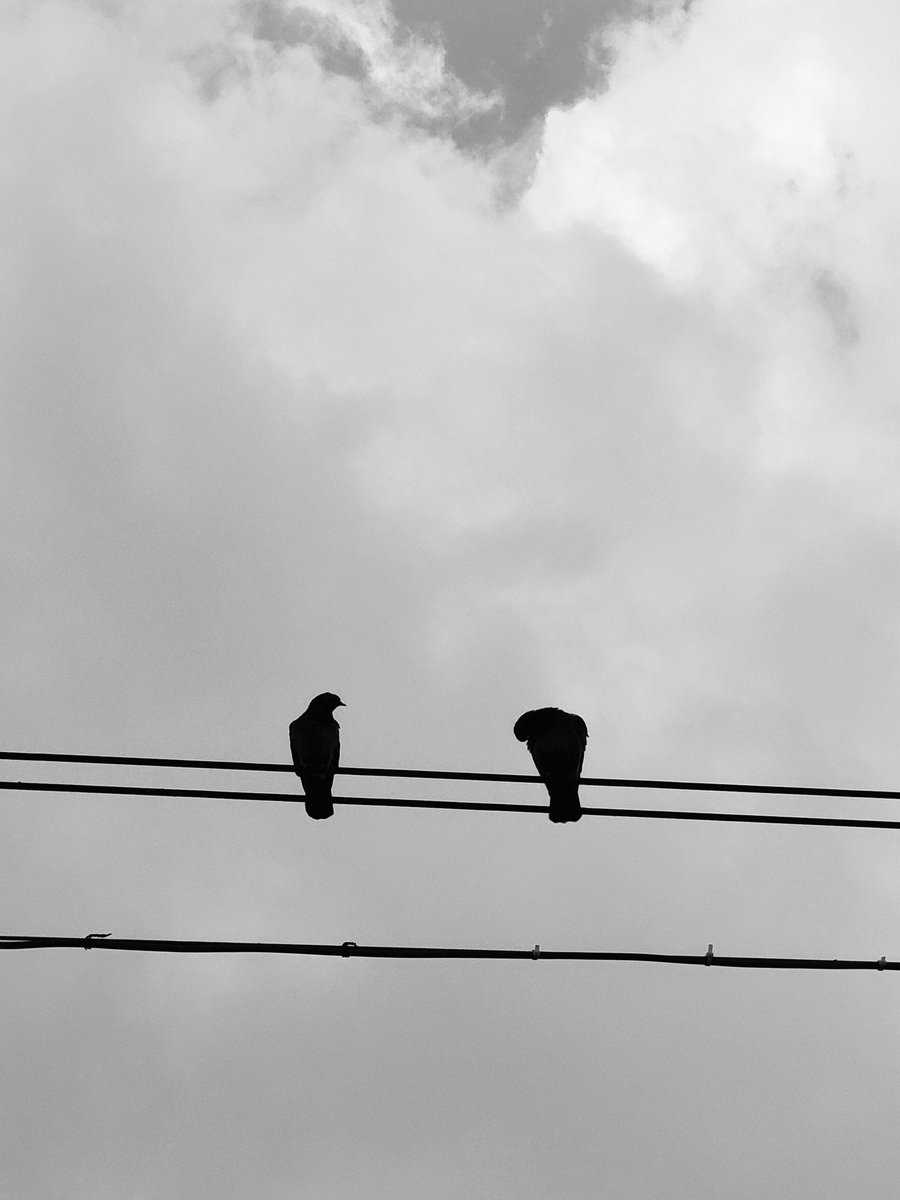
[547,780,582,823]
[300,775,335,821]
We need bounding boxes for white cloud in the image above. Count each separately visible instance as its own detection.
[529,0,899,307]
[258,0,500,124]
[2,0,897,772]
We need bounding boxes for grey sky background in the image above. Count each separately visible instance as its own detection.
[2,0,899,1196]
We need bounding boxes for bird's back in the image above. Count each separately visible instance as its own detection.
[514,707,587,777]
[514,707,588,823]
[289,699,342,819]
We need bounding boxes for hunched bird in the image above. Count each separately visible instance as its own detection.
[513,707,588,823]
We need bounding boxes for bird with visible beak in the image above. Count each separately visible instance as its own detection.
[289,692,345,820]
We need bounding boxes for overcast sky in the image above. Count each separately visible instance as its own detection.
[2,0,900,1196]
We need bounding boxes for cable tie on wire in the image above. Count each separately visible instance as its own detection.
[705,943,714,965]
[341,941,357,958]
[532,944,541,960]
[84,932,111,951]
[878,956,886,971]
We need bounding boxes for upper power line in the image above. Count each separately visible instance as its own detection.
[1,750,897,801]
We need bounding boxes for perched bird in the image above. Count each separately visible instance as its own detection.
[289,692,345,820]
[513,707,588,823]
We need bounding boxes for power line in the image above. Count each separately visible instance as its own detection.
[0,933,898,971]
[1,751,897,801]
[3,778,900,830]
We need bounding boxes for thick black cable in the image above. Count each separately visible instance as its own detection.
[0,934,897,971]
[3,778,900,830]
[0,751,897,800]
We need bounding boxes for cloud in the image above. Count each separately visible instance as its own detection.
[514,0,900,771]
[253,0,500,124]
[2,0,897,774]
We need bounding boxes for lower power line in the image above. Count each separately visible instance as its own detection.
[2,779,900,830]
[0,934,897,971]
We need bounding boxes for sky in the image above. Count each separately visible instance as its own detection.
[1,0,899,1195]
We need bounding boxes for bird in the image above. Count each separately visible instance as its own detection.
[289,692,345,819]
[513,707,588,823]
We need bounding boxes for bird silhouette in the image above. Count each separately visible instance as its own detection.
[513,707,588,823]
[289,692,345,819]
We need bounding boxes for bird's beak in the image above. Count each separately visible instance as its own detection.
[337,700,346,707]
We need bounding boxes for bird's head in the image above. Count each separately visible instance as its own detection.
[309,691,345,713]
[514,707,568,742]
[513,710,540,742]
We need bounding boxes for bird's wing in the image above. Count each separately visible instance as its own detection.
[289,715,339,775]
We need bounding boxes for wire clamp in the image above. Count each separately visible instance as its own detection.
[341,941,357,958]
[84,932,111,951]
[877,956,887,971]
[705,943,714,965]
[531,944,541,960]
